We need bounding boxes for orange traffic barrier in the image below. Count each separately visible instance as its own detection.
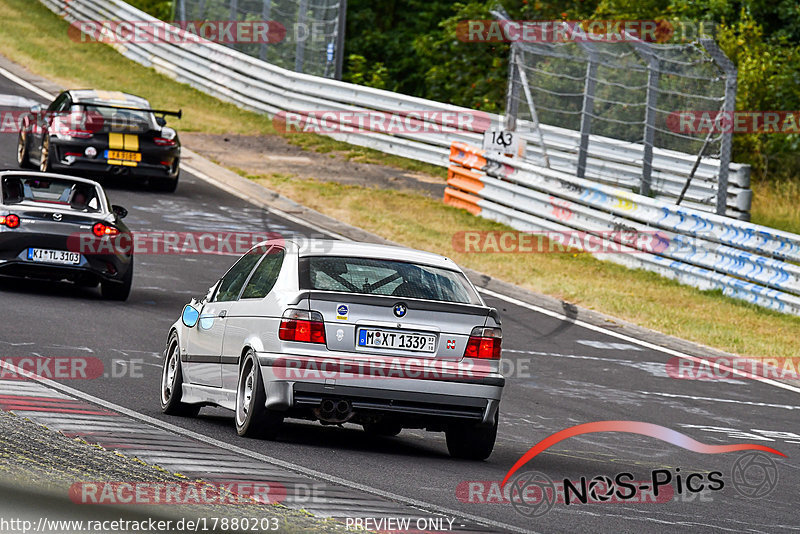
[443,187,482,215]
[450,142,486,170]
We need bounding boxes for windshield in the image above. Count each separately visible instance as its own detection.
[299,256,481,305]
[1,176,102,213]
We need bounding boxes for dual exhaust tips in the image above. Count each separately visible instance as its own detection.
[314,398,353,424]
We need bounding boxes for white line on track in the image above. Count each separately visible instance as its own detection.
[0,65,54,100]
[0,359,531,534]
[477,287,800,396]
[638,390,800,411]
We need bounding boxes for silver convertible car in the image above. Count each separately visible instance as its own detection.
[160,240,504,459]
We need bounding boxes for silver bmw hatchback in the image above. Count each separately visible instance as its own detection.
[160,239,504,459]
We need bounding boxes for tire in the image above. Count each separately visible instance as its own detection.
[39,136,52,173]
[160,331,200,417]
[17,130,33,168]
[236,349,283,439]
[446,411,498,460]
[100,259,133,301]
[363,421,402,437]
[151,171,179,193]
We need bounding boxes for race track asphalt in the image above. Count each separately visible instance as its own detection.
[0,72,798,533]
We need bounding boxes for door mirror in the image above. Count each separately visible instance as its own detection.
[112,205,128,219]
[30,104,42,116]
[181,304,200,328]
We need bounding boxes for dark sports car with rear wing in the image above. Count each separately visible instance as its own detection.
[16,90,182,192]
[0,171,133,300]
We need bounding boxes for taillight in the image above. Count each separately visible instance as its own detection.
[92,222,120,237]
[0,214,20,229]
[279,309,326,344]
[464,327,502,360]
[154,137,177,147]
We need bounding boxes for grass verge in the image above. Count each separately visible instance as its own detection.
[247,171,800,360]
[0,0,444,178]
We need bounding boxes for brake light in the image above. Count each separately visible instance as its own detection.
[279,309,326,344]
[464,327,502,360]
[154,137,177,147]
[0,214,20,228]
[92,222,120,237]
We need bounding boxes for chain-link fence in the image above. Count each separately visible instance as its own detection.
[174,0,346,79]
[494,12,738,215]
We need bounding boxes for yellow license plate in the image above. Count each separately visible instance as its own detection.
[106,150,141,162]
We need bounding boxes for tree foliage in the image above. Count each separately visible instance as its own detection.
[342,0,800,180]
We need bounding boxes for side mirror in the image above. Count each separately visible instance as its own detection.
[112,205,128,219]
[30,104,42,116]
[181,304,200,328]
[156,116,167,127]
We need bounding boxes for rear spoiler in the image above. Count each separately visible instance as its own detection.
[77,103,183,119]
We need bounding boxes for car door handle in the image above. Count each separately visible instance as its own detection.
[218,310,227,318]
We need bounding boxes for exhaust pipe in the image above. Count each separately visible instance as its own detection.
[314,398,353,424]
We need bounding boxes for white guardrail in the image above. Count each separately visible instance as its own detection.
[39,0,787,313]
[445,143,800,316]
[40,0,751,219]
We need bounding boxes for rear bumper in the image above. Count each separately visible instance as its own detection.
[48,139,180,179]
[0,236,131,283]
[49,158,178,179]
[257,352,503,426]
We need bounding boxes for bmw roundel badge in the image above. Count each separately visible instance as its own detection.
[393,303,407,318]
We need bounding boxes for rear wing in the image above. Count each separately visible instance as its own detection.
[76,102,182,119]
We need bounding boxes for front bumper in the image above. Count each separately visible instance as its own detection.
[257,352,504,426]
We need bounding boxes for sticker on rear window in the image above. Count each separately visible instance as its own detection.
[336,304,349,320]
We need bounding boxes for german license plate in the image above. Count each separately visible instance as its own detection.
[105,150,141,162]
[28,248,81,265]
[358,329,436,353]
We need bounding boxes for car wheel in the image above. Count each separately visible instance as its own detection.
[17,130,33,168]
[445,411,498,460]
[151,171,179,193]
[235,349,283,439]
[39,136,52,172]
[100,259,133,301]
[362,421,402,437]
[160,331,200,416]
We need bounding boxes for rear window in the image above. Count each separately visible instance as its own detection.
[299,256,481,305]
[1,176,101,212]
[73,102,157,133]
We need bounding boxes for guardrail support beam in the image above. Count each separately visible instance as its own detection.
[577,60,598,179]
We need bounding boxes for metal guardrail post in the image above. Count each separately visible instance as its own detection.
[577,59,597,178]
[700,39,737,216]
[295,0,308,73]
[641,55,660,197]
[516,48,550,168]
[334,0,347,80]
[260,0,272,61]
[504,45,519,131]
